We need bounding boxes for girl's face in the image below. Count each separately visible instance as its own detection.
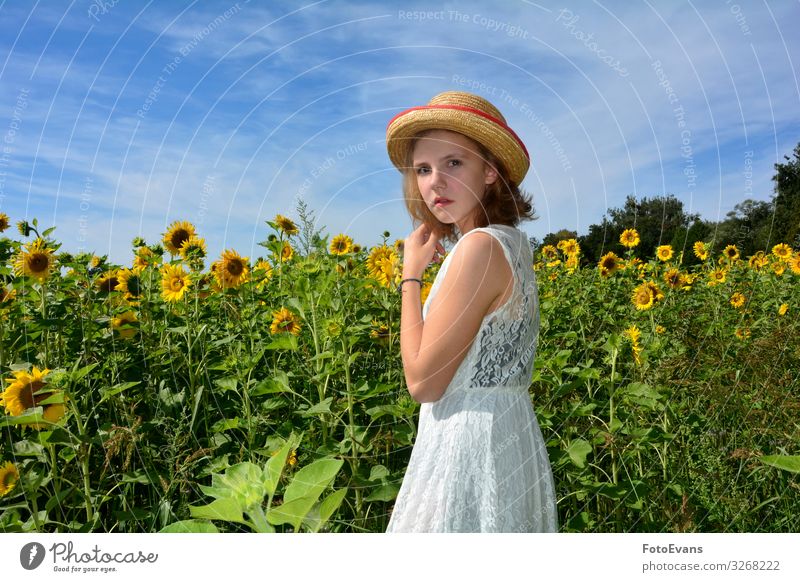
[411,129,498,234]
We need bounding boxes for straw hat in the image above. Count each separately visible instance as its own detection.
[386,91,530,185]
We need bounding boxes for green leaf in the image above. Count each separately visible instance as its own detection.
[265,334,298,351]
[99,381,140,403]
[71,362,99,383]
[364,482,400,502]
[365,404,405,420]
[759,455,800,474]
[266,496,317,531]
[566,439,592,469]
[252,376,293,396]
[283,458,343,504]
[368,465,389,481]
[189,498,249,525]
[263,436,298,496]
[212,463,265,508]
[160,520,220,533]
[304,487,348,533]
[297,397,333,417]
[0,409,49,428]
[211,418,240,433]
[215,377,239,393]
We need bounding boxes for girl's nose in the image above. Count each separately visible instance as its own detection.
[430,168,447,189]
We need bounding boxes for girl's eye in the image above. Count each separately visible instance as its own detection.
[448,159,462,167]
[415,167,430,175]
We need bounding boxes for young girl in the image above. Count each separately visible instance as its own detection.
[384,91,558,533]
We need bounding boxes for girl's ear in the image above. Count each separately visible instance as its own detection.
[484,163,499,185]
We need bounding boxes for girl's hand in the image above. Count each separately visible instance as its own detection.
[402,223,446,280]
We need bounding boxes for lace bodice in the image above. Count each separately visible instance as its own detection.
[422,223,540,395]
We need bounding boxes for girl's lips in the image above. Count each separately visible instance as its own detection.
[434,199,453,207]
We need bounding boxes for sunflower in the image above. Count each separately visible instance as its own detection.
[656,245,673,262]
[558,239,580,256]
[352,243,363,254]
[788,253,800,275]
[325,319,343,338]
[772,243,792,261]
[90,255,104,269]
[96,270,120,293]
[632,283,654,310]
[274,214,299,236]
[623,324,641,344]
[540,245,558,261]
[0,282,16,304]
[393,238,405,255]
[693,241,709,261]
[778,303,789,316]
[179,235,207,264]
[161,264,192,302]
[367,245,393,277]
[0,213,10,233]
[163,221,197,255]
[270,307,302,336]
[376,251,402,288]
[12,238,55,282]
[111,311,138,339]
[645,281,664,302]
[772,261,786,276]
[623,325,643,365]
[663,268,685,289]
[546,259,562,268]
[729,292,746,309]
[598,251,621,276]
[1,367,66,430]
[329,234,353,255]
[723,244,740,262]
[133,247,158,272]
[254,259,273,290]
[655,325,666,334]
[565,255,579,272]
[115,268,143,301]
[420,281,432,304]
[274,241,293,263]
[370,320,391,343]
[213,249,250,289]
[748,252,768,270]
[0,461,19,497]
[708,268,726,286]
[734,328,751,340]
[620,229,640,248]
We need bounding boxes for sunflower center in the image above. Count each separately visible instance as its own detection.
[100,277,119,292]
[127,276,142,296]
[18,380,46,410]
[171,230,190,250]
[226,260,244,276]
[29,253,49,273]
[171,277,185,291]
[2,470,15,488]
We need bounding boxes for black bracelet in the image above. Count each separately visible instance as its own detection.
[397,278,422,293]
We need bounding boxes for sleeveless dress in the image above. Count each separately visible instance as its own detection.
[386,223,558,533]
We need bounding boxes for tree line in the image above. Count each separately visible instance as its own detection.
[532,142,800,265]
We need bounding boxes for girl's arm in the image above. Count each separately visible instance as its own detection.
[400,232,511,403]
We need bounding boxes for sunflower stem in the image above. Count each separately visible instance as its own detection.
[68,394,95,526]
[342,337,361,515]
[40,281,49,366]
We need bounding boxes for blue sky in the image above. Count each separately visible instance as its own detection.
[0,0,798,265]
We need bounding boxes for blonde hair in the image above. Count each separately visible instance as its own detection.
[401,129,536,244]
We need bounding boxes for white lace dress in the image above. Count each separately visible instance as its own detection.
[386,223,558,533]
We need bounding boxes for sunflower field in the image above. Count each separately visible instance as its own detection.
[0,206,798,533]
